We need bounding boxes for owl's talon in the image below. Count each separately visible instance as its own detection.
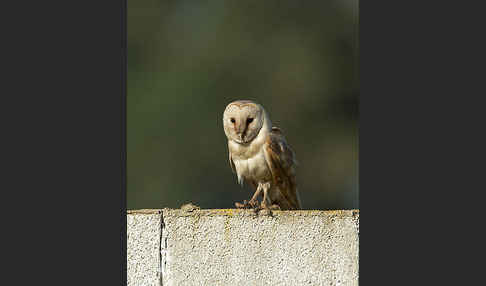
[248,199,259,208]
[252,203,262,213]
[257,202,280,215]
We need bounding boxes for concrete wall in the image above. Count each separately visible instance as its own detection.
[127,209,359,286]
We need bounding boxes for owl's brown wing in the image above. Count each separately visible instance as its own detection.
[263,127,301,210]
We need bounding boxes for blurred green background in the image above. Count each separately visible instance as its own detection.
[128,0,359,210]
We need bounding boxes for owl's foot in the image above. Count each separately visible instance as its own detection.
[248,198,260,208]
[251,202,263,214]
[258,203,281,215]
[260,202,278,209]
[235,199,260,209]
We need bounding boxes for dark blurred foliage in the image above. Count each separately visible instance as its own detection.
[128,0,359,210]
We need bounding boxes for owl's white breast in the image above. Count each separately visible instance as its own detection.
[232,148,271,183]
[228,126,273,184]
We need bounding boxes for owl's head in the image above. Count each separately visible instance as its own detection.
[223,100,269,144]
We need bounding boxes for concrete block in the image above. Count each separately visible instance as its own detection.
[127,210,163,286]
[127,209,359,286]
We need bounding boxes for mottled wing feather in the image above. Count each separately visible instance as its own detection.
[264,127,301,210]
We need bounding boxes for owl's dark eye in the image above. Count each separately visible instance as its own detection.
[247,118,254,124]
[230,118,235,123]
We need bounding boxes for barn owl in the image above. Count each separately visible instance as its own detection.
[222,100,302,210]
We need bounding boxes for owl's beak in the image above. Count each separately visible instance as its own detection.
[237,124,248,142]
[234,122,248,143]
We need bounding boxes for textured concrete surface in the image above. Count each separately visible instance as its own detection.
[127,209,359,286]
[127,210,163,286]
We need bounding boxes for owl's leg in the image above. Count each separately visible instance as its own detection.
[260,182,272,209]
[235,182,262,209]
[248,182,262,208]
[258,182,280,215]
